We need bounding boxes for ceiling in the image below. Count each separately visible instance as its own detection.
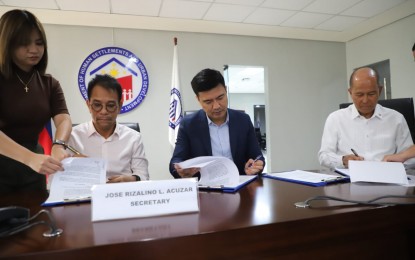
[0,0,414,42]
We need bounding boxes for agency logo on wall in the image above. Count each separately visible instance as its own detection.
[78,47,149,113]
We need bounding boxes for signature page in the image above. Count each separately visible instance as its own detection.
[43,157,107,205]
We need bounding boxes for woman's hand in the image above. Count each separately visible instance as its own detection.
[27,153,64,175]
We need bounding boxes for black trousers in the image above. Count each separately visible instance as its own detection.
[0,143,47,193]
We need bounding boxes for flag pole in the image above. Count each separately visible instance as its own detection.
[169,37,183,149]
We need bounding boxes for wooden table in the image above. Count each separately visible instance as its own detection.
[1,177,415,259]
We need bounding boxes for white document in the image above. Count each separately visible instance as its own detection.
[348,161,409,185]
[177,156,239,186]
[43,157,107,206]
[230,175,257,188]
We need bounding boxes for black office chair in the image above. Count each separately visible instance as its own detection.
[72,122,140,132]
[339,98,415,142]
[119,122,140,132]
[184,110,198,116]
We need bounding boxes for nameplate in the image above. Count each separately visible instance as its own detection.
[91,178,199,222]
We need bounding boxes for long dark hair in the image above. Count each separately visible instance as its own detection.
[0,9,48,78]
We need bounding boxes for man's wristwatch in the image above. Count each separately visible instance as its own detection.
[53,139,68,149]
[133,175,141,181]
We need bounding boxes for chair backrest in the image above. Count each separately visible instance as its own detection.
[120,122,140,132]
[72,122,140,132]
[184,110,198,116]
[339,98,415,142]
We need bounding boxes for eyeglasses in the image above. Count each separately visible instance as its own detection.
[90,102,118,112]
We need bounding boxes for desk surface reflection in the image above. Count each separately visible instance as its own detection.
[1,177,414,259]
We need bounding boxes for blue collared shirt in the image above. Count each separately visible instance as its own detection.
[207,112,233,160]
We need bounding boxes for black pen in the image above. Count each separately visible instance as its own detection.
[351,148,359,157]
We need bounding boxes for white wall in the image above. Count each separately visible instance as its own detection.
[346,14,415,98]
[44,24,347,179]
[229,93,265,121]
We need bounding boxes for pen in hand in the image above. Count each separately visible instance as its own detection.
[249,155,262,168]
[351,148,359,157]
[67,144,82,155]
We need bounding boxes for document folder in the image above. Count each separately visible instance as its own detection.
[263,170,349,187]
[198,175,258,193]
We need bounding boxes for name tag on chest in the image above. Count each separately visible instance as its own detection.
[91,178,199,221]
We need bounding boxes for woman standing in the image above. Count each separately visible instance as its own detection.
[0,9,72,193]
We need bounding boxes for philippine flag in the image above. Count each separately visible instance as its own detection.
[38,120,53,155]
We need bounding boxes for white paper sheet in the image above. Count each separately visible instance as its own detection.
[232,175,257,187]
[43,157,107,206]
[348,161,409,185]
[177,156,239,186]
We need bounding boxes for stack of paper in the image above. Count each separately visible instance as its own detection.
[177,156,257,192]
[348,161,409,185]
[42,157,107,206]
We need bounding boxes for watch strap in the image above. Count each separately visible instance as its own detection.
[53,139,68,149]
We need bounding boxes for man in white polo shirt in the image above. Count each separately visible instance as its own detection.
[68,74,149,182]
[318,67,413,169]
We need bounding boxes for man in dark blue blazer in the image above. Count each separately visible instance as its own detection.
[169,68,264,179]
